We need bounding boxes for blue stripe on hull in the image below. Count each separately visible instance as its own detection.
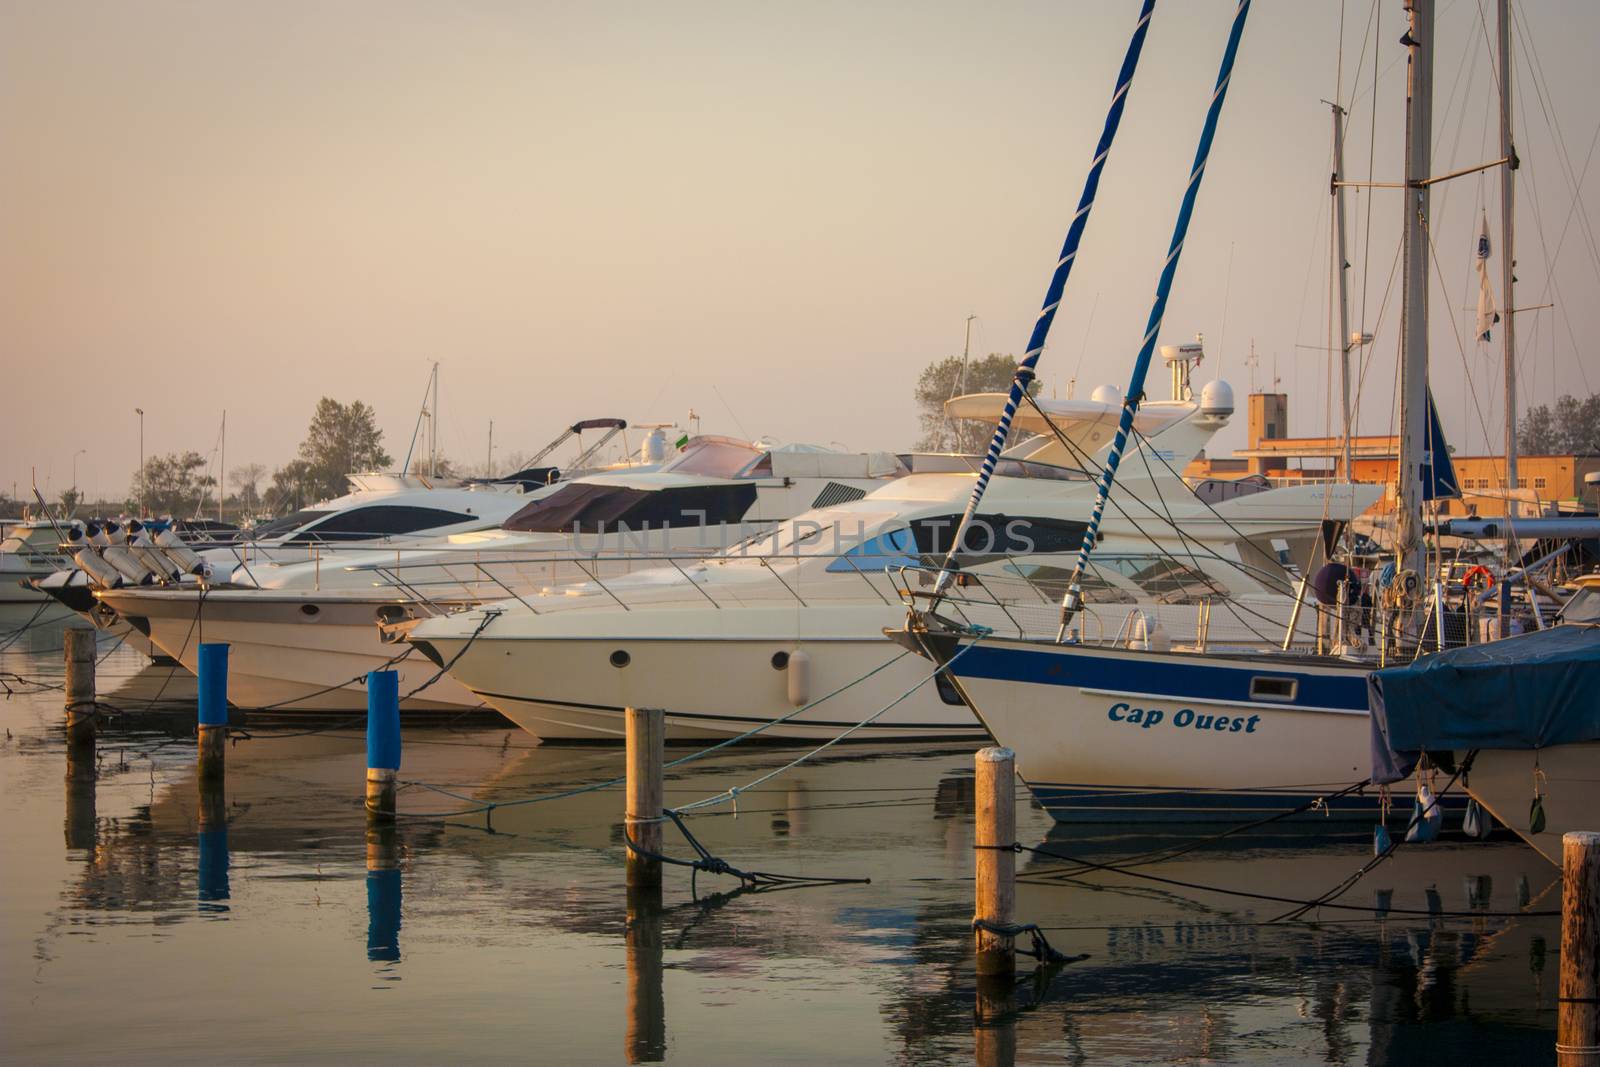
[1030,781,1469,824]
[953,642,1370,713]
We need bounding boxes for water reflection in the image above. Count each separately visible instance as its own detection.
[366,823,401,964]
[197,781,229,908]
[625,885,665,1063]
[1,658,1571,1064]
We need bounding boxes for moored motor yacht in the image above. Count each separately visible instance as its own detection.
[97,436,908,712]
[406,387,1383,742]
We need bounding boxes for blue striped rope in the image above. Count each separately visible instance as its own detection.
[931,0,1157,597]
[1058,0,1252,639]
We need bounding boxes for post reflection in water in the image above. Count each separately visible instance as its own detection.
[197,780,230,908]
[366,823,402,964]
[974,972,1018,1067]
[625,884,666,1064]
[64,749,97,853]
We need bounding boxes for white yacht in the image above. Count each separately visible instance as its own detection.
[1,517,83,625]
[96,437,907,712]
[405,388,1382,742]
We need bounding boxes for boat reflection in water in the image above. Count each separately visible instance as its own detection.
[9,694,1562,1065]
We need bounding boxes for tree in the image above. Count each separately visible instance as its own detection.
[58,487,82,517]
[408,454,460,479]
[914,353,1040,453]
[228,463,268,515]
[293,398,392,502]
[1519,393,1600,455]
[265,460,314,514]
[131,451,209,516]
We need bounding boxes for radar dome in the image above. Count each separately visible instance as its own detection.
[1090,384,1123,406]
[1199,379,1235,417]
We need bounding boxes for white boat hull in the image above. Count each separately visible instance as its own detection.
[1451,744,1600,865]
[918,632,1434,822]
[99,590,484,713]
[411,603,988,742]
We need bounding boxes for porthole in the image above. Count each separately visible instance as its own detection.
[609,649,631,669]
[301,603,321,618]
[771,651,790,670]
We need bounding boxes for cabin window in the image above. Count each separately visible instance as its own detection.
[254,509,331,539]
[289,506,476,542]
[659,439,765,478]
[1249,676,1298,702]
[503,483,759,532]
[907,514,1089,558]
[826,527,919,573]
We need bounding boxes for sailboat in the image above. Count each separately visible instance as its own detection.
[896,0,1490,821]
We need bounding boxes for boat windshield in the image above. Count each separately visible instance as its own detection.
[659,438,765,479]
[1560,586,1600,625]
[723,510,899,559]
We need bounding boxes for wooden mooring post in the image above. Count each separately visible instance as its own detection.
[1560,831,1600,1066]
[625,707,664,889]
[196,642,229,783]
[366,670,401,819]
[63,628,96,749]
[975,746,1017,978]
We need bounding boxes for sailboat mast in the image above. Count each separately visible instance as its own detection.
[219,410,226,522]
[430,363,439,480]
[1331,102,1354,481]
[1395,0,1433,588]
[1497,0,1520,638]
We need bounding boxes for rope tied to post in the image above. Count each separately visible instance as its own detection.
[624,809,869,894]
[971,917,1085,965]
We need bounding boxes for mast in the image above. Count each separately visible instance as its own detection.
[928,0,1158,597]
[1394,0,1433,591]
[219,410,226,522]
[1497,0,1519,636]
[487,419,494,479]
[429,363,439,479]
[1057,0,1253,638]
[1330,102,1354,481]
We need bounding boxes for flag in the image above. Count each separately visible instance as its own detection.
[674,433,689,450]
[1476,212,1499,342]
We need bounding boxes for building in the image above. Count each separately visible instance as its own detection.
[1183,391,1600,518]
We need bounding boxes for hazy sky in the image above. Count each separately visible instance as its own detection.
[4,1,1598,504]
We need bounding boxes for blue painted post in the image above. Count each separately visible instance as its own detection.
[366,670,401,819]
[196,642,229,783]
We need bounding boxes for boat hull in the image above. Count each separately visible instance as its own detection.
[929,633,1434,822]
[1451,743,1600,865]
[412,603,988,743]
[98,590,484,713]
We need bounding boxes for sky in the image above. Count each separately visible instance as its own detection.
[3,0,1598,505]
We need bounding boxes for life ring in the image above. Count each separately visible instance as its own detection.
[1462,565,1496,592]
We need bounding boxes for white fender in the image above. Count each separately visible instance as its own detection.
[129,532,180,581]
[103,544,157,584]
[154,528,205,576]
[76,551,125,589]
[786,647,811,708]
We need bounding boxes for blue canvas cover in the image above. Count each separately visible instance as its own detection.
[1368,624,1600,784]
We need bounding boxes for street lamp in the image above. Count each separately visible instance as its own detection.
[135,408,145,517]
[71,449,86,509]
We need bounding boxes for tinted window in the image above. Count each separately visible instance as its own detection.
[908,514,1089,557]
[289,506,476,542]
[252,510,330,540]
[503,483,758,533]
[659,440,764,478]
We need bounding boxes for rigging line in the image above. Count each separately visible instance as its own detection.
[371,650,916,819]
[1016,396,1287,640]
[1514,6,1600,288]
[1058,0,1253,638]
[931,0,1157,598]
[1021,393,1299,606]
[1339,0,1379,116]
[1273,763,1467,922]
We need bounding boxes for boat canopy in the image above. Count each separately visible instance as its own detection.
[1368,624,1600,783]
[501,481,759,533]
[943,393,1191,454]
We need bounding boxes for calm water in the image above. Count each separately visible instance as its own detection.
[1,624,1565,1064]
